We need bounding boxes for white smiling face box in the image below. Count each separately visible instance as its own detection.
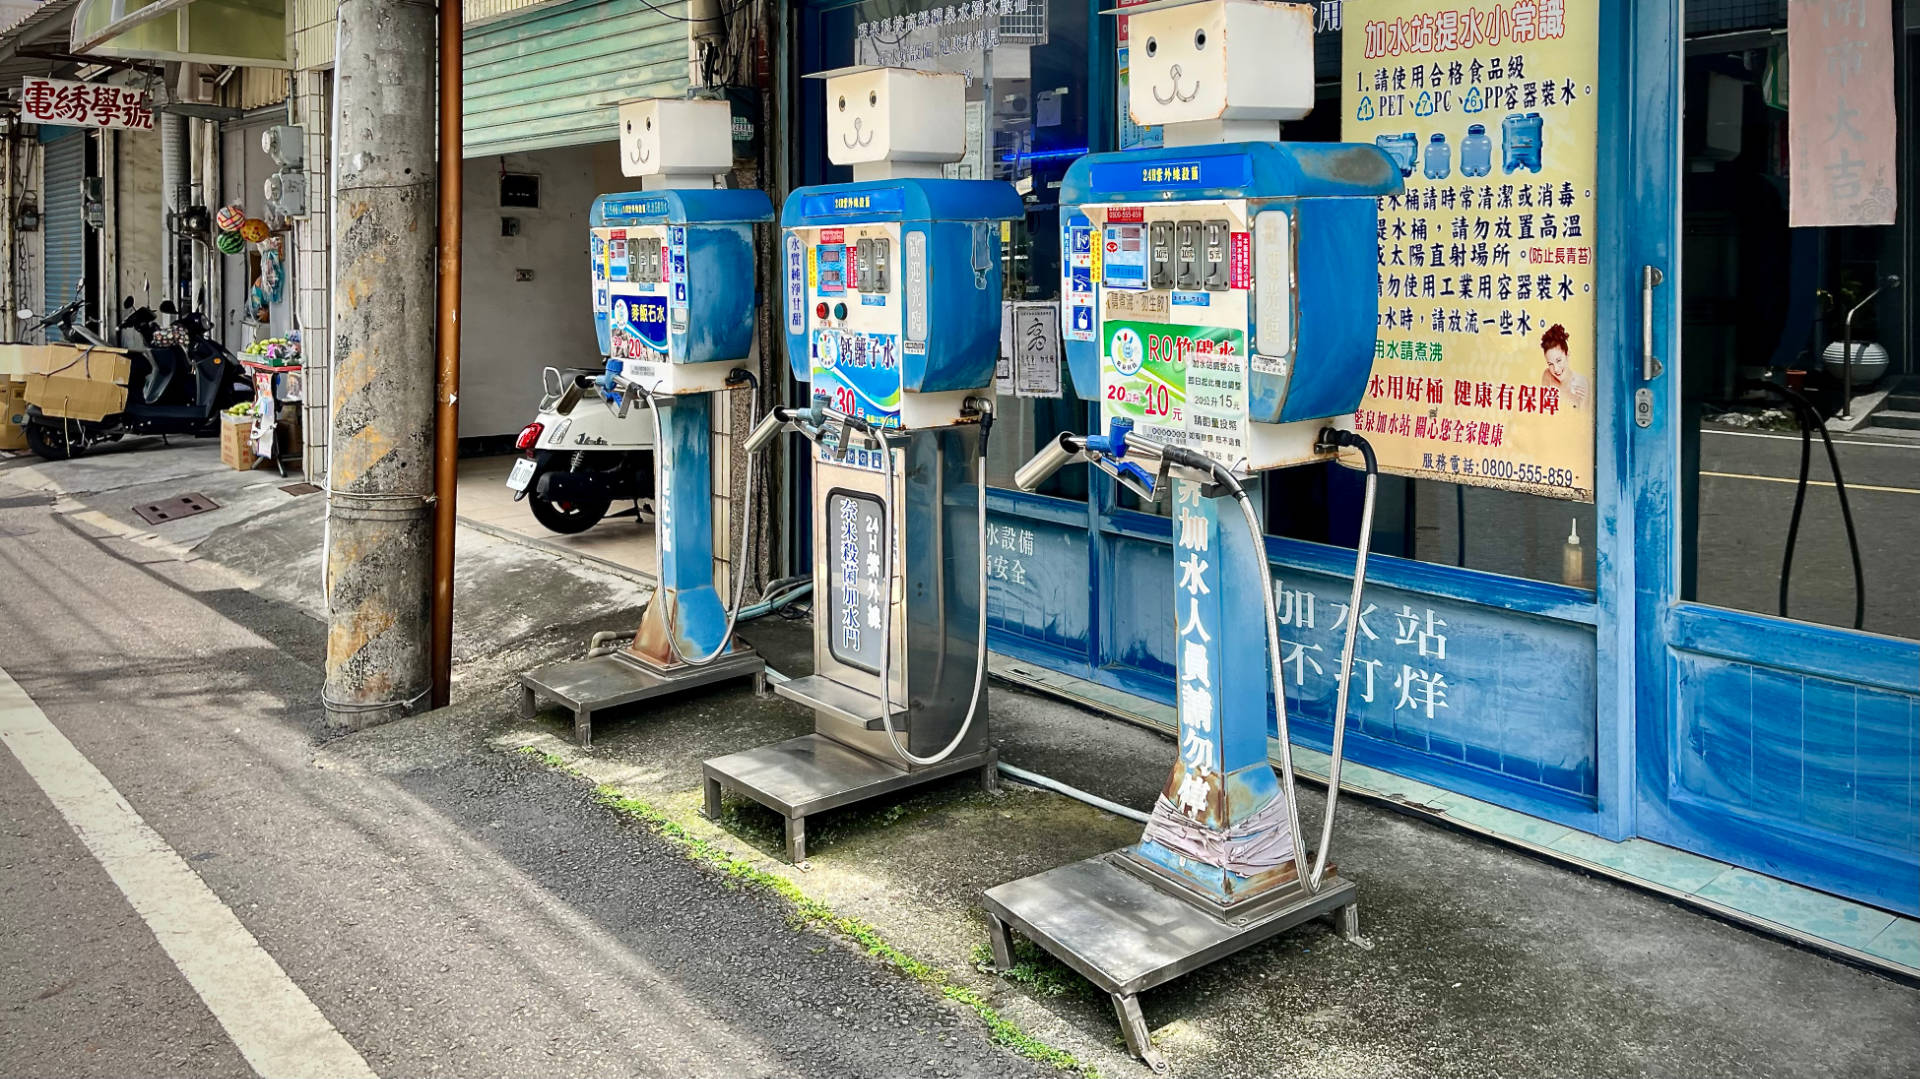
[617,97,734,181]
[818,66,968,167]
[1121,0,1315,128]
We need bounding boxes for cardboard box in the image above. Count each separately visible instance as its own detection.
[220,412,258,471]
[0,343,62,378]
[0,377,26,451]
[20,343,131,423]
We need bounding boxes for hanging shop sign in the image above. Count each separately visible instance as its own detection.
[21,77,154,131]
[1786,0,1898,227]
[1342,0,1598,502]
[855,0,1031,69]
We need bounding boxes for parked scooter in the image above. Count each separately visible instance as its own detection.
[17,286,252,460]
[507,365,655,534]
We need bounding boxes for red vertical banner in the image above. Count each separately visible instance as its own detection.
[1787,0,1898,226]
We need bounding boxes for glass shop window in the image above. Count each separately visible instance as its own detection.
[1676,9,1917,642]
[799,0,1092,503]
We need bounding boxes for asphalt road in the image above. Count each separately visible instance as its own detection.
[1693,425,1920,638]
[0,486,1043,1079]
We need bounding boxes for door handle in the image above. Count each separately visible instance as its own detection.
[1641,264,1664,381]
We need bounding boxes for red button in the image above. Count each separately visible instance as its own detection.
[815,302,829,319]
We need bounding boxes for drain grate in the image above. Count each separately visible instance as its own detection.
[280,482,321,496]
[133,493,219,525]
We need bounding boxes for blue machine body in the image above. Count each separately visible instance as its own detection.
[780,179,1023,426]
[1052,137,1400,903]
[1058,141,1400,430]
[588,189,773,366]
[586,188,771,663]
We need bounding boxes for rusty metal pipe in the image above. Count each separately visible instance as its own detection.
[430,0,464,709]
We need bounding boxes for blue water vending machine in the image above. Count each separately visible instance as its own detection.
[701,66,1022,864]
[984,1,1402,1067]
[519,98,775,747]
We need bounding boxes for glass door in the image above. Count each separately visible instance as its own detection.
[1634,0,1919,915]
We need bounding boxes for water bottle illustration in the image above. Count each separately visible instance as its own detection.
[1502,112,1544,174]
[1375,132,1419,178]
[1423,133,1451,180]
[1460,123,1493,177]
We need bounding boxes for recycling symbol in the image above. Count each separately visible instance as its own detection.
[1414,91,1437,117]
[1356,95,1375,122]
[1462,86,1485,113]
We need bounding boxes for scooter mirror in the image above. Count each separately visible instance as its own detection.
[123,295,134,309]
[17,308,33,320]
[159,300,176,315]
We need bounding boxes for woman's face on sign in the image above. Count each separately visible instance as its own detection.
[1544,345,1570,380]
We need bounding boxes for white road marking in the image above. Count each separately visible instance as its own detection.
[1701,427,1920,451]
[0,667,377,1079]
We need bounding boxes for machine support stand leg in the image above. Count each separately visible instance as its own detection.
[1112,993,1165,1072]
[752,671,768,698]
[784,815,807,865]
[519,685,537,719]
[985,913,1015,971]
[704,776,723,821]
[574,708,592,749]
[980,759,999,794]
[1334,901,1370,948]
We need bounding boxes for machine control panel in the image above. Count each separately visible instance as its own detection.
[791,221,906,431]
[588,188,769,393]
[1080,199,1283,473]
[591,224,678,362]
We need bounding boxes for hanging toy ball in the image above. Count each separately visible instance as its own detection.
[215,204,246,233]
[240,218,271,244]
[215,229,246,255]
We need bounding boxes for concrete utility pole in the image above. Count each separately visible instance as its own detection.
[323,0,439,729]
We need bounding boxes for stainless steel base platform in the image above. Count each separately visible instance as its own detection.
[702,733,997,863]
[982,851,1359,1071]
[518,646,764,748]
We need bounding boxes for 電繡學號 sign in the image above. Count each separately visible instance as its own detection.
[21,77,154,131]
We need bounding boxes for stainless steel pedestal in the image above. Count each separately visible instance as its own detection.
[519,646,765,748]
[703,733,997,863]
[982,851,1360,1072]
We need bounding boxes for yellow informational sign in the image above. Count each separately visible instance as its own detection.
[1343,0,1598,502]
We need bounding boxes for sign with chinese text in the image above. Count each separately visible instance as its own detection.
[1101,319,1248,466]
[1343,0,1597,501]
[826,491,888,672]
[854,0,1029,68]
[1011,301,1064,398]
[21,78,154,131]
[1786,0,1897,226]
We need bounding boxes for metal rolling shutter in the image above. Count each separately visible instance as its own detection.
[41,131,86,339]
[464,0,691,157]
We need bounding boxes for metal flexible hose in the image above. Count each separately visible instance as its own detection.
[636,377,762,667]
[1219,432,1376,893]
[874,405,993,767]
[1310,435,1378,887]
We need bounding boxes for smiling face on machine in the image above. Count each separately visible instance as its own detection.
[1122,0,1317,129]
[819,66,967,168]
[617,98,734,181]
